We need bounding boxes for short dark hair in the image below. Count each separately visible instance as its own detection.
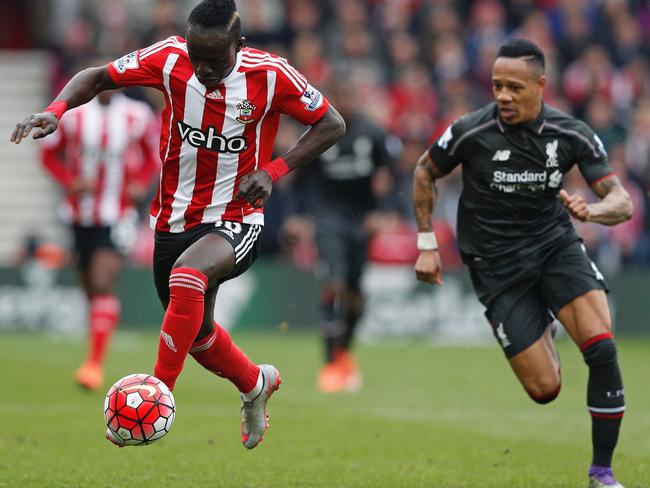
[496,38,545,73]
[187,0,241,40]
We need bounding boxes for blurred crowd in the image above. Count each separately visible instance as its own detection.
[4,0,650,274]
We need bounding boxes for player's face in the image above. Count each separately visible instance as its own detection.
[492,57,545,125]
[186,24,244,88]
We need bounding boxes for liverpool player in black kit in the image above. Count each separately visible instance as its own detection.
[413,40,632,488]
[288,81,394,392]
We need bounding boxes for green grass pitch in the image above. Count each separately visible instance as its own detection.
[0,330,648,487]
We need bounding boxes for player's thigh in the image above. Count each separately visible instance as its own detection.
[472,268,559,391]
[539,240,611,344]
[508,325,560,397]
[153,222,261,306]
[87,248,124,293]
[153,226,212,308]
[71,225,95,271]
[173,233,235,285]
[556,290,611,345]
[205,221,262,285]
[486,286,553,360]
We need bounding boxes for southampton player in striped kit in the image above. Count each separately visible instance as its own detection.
[40,90,159,391]
[12,0,345,449]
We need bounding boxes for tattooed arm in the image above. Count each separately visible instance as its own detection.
[559,175,633,226]
[412,151,447,284]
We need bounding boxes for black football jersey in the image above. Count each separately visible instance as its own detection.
[307,114,393,215]
[428,102,613,266]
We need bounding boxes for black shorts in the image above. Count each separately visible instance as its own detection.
[315,210,367,291]
[153,221,262,307]
[469,239,608,358]
[72,225,119,270]
[71,213,138,270]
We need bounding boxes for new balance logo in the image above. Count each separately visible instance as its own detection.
[206,88,224,100]
[492,149,511,161]
[161,331,177,352]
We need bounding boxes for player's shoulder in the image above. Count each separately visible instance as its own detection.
[239,47,304,79]
[452,103,497,134]
[541,104,603,150]
[542,104,594,136]
[240,47,291,65]
[431,103,497,155]
[139,36,188,60]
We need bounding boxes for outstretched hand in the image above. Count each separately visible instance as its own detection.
[10,112,59,144]
[559,189,591,222]
[235,169,273,208]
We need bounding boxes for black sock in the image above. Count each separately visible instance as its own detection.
[581,334,625,467]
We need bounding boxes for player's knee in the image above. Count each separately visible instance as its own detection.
[581,335,617,367]
[87,275,116,297]
[526,380,562,404]
[171,261,217,284]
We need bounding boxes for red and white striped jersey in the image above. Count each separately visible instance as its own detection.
[40,93,159,227]
[108,37,330,233]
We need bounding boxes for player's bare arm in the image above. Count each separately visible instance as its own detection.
[236,105,346,207]
[10,65,118,144]
[559,175,633,226]
[412,150,445,285]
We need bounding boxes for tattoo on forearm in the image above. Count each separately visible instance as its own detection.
[412,154,441,232]
[589,176,633,225]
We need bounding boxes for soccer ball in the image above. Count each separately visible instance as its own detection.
[104,374,176,446]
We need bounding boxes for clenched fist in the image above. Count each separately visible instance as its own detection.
[559,189,591,222]
[236,169,273,208]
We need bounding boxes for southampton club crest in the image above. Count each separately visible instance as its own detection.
[236,99,257,124]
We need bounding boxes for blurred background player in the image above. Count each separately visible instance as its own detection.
[413,39,631,488]
[284,80,395,392]
[40,89,159,391]
[12,0,345,449]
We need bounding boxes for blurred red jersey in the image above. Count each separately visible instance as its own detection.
[40,93,159,226]
[108,36,329,233]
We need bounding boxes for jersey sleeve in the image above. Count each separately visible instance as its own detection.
[427,120,466,175]
[573,123,615,185]
[271,61,329,125]
[107,38,177,89]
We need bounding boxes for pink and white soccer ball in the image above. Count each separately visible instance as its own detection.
[104,374,176,446]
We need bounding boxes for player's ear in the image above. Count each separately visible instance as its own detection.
[538,74,546,91]
[236,37,245,52]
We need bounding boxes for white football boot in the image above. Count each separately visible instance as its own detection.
[240,364,281,449]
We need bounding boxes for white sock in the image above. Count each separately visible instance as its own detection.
[241,368,264,401]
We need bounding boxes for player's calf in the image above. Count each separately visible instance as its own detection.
[580,333,625,470]
[154,267,208,390]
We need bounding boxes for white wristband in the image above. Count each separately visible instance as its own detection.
[417,232,438,251]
